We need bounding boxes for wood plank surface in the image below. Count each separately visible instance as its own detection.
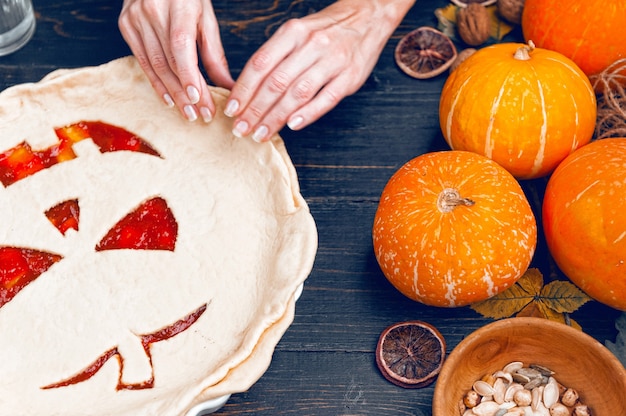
[1,1,621,415]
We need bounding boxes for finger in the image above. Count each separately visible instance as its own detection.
[121,12,190,117]
[166,2,207,120]
[119,2,180,108]
[225,19,305,118]
[139,25,200,121]
[233,51,325,141]
[118,21,173,108]
[287,73,358,131]
[118,1,201,122]
[167,19,217,124]
[250,74,324,142]
[197,4,235,90]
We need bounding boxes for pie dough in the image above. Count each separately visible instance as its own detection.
[0,56,317,415]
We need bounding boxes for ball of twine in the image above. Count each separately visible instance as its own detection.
[590,59,626,140]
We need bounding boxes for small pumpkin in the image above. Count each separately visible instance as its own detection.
[439,42,596,180]
[372,150,537,307]
[522,0,626,81]
[543,138,626,311]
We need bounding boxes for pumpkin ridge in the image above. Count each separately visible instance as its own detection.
[485,64,520,161]
[572,180,601,206]
[569,23,591,65]
[545,56,596,99]
[569,93,581,152]
[530,69,548,178]
[523,0,626,79]
[484,68,512,160]
[542,56,595,153]
[530,7,562,47]
[569,5,610,68]
[543,57,595,154]
[444,74,473,147]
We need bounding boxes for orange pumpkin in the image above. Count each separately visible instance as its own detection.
[543,138,626,311]
[522,0,626,80]
[372,150,537,307]
[439,42,596,180]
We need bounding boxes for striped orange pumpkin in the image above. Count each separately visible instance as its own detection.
[439,42,596,179]
[522,0,626,81]
[372,150,537,307]
[543,138,626,311]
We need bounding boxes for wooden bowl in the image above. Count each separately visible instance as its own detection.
[433,317,626,415]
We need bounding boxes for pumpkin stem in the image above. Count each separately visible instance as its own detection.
[437,188,475,213]
[514,40,536,61]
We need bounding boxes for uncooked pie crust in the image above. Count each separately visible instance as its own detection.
[0,56,317,415]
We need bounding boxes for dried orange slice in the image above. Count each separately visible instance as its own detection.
[451,0,496,6]
[394,27,457,79]
[375,321,446,388]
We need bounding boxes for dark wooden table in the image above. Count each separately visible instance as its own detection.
[1,1,621,415]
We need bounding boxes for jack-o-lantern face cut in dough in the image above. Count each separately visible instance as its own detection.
[0,57,317,416]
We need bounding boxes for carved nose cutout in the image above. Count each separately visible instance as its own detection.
[45,199,80,235]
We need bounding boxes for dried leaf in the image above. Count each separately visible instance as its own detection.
[470,275,536,319]
[516,301,544,318]
[471,268,590,328]
[517,268,543,296]
[515,301,583,330]
[486,6,512,41]
[539,280,592,313]
[434,5,457,39]
[605,313,626,368]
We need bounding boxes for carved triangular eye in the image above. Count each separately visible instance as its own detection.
[45,199,80,235]
[96,197,178,252]
[0,247,63,308]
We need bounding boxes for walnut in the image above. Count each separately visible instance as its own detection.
[457,3,491,46]
[497,0,525,25]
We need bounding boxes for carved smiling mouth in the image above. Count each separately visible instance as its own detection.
[42,302,208,391]
[0,121,205,391]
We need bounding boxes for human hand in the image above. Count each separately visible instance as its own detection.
[118,0,235,123]
[224,0,415,142]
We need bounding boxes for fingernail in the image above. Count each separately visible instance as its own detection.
[252,125,269,143]
[288,116,304,130]
[232,120,248,138]
[187,86,200,104]
[184,105,197,122]
[163,93,175,108]
[224,99,239,117]
[200,107,213,123]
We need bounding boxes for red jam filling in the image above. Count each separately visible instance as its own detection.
[0,247,62,308]
[45,199,80,235]
[41,303,207,390]
[0,121,160,187]
[96,197,178,252]
[0,121,191,390]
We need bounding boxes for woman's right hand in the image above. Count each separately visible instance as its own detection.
[118,0,235,123]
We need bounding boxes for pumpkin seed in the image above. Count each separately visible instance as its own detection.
[458,362,592,416]
[473,380,496,396]
[542,377,559,408]
[529,363,554,377]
